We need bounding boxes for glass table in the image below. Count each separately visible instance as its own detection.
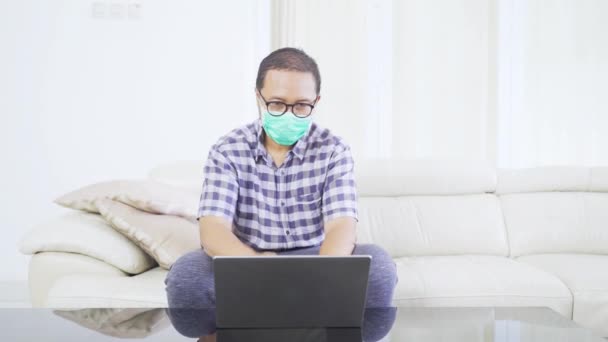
[1,306,605,341]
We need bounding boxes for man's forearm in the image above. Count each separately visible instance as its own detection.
[200,217,276,257]
[201,224,258,257]
[319,219,357,256]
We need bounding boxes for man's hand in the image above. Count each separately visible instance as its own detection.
[319,217,357,256]
[256,251,277,256]
[199,216,280,257]
[200,216,264,257]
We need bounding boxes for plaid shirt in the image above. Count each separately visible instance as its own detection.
[197,119,358,251]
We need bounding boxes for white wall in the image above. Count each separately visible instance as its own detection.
[0,0,270,282]
[497,0,608,168]
[272,0,497,162]
[273,0,608,167]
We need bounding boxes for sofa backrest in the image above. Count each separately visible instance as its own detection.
[497,166,608,257]
[148,160,608,259]
[354,160,509,258]
[148,159,510,258]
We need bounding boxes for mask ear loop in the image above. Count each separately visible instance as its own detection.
[307,95,319,119]
[255,90,265,119]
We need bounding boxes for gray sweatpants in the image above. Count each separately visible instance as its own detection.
[164,243,398,309]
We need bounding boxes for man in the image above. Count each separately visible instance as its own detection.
[164,47,397,310]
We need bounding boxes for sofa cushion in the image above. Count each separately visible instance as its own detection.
[392,255,572,318]
[45,267,169,308]
[497,166,608,194]
[517,254,608,337]
[356,195,508,258]
[19,211,157,274]
[500,192,608,256]
[95,198,201,269]
[355,159,496,196]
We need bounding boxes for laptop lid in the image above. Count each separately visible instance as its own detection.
[213,255,371,328]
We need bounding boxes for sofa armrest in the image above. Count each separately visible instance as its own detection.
[28,251,128,307]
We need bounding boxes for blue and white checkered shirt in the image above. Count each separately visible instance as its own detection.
[197,119,358,251]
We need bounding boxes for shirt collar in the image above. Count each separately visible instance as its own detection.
[254,119,309,162]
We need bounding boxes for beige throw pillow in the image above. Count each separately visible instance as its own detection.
[54,179,200,221]
[95,198,201,269]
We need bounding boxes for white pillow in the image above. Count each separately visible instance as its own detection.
[19,211,157,274]
[95,198,201,269]
[54,179,200,221]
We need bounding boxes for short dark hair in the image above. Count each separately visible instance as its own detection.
[256,47,321,95]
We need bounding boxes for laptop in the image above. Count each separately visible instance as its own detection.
[213,255,371,328]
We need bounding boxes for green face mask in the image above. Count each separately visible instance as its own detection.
[261,111,312,146]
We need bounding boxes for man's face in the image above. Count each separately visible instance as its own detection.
[256,69,320,116]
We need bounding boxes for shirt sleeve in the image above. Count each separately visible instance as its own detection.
[196,147,239,222]
[321,145,359,223]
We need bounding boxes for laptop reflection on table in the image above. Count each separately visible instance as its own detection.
[216,327,361,342]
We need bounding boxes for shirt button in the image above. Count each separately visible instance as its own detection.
[285,230,291,235]
[280,201,285,206]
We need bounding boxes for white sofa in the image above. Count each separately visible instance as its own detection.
[19,160,608,337]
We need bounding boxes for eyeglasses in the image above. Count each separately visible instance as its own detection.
[258,92,317,118]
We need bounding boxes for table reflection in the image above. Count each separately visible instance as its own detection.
[165,306,398,342]
[50,306,606,341]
